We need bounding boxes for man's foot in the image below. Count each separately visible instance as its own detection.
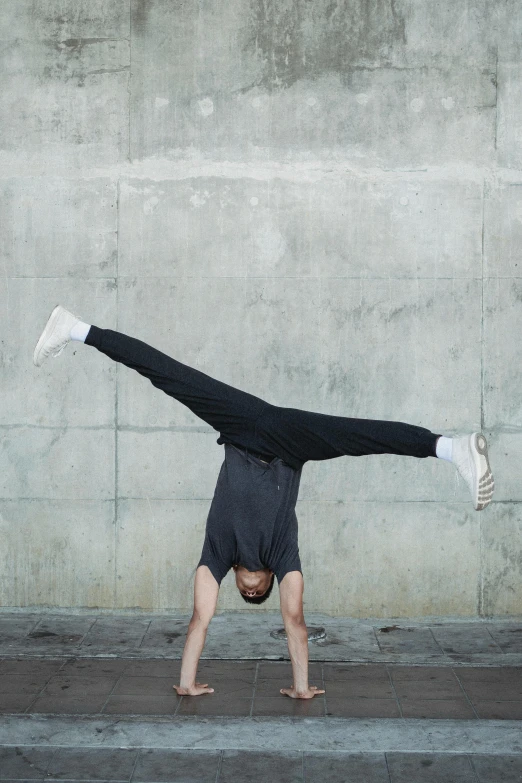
[33,305,82,367]
[452,433,494,511]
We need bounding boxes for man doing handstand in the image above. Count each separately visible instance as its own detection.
[33,306,495,699]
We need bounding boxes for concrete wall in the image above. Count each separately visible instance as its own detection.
[1,0,521,617]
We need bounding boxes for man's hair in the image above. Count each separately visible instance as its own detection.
[239,573,275,604]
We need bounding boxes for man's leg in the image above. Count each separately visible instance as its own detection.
[83,325,268,436]
[33,305,268,442]
[255,405,494,510]
[258,405,440,461]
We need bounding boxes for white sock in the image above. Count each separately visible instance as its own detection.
[435,436,453,462]
[70,321,91,342]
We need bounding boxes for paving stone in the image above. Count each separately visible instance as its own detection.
[462,682,522,701]
[455,667,522,684]
[81,618,151,651]
[323,664,389,680]
[0,659,64,677]
[112,675,180,697]
[399,699,476,719]
[430,626,502,655]
[57,659,131,677]
[322,679,394,698]
[472,701,522,720]
[486,627,522,654]
[393,680,464,700]
[472,754,522,782]
[220,750,303,783]
[133,748,220,783]
[46,747,137,780]
[0,693,40,713]
[138,619,193,652]
[0,674,51,695]
[24,618,96,645]
[387,752,476,782]
[177,695,251,717]
[102,694,180,715]
[304,752,389,783]
[388,666,458,682]
[253,696,325,718]
[0,618,40,644]
[2,615,522,666]
[257,662,322,680]
[0,746,55,779]
[40,675,116,698]
[326,697,400,718]
[196,661,258,678]
[28,695,107,714]
[375,627,442,655]
[123,660,182,678]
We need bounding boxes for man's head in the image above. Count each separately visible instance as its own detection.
[233,565,275,605]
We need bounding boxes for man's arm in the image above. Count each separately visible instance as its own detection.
[278,571,325,699]
[173,565,219,696]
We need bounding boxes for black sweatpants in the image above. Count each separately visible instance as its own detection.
[85,326,441,471]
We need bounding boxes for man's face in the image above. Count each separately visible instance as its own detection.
[233,565,273,598]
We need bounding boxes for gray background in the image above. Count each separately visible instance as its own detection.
[0,0,520,617]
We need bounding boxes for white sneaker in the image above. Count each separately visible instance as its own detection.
[452,433,494,511]
[33,305,82,367]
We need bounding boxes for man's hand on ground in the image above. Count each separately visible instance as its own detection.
[280,685,325,699]
[173,682,214,696]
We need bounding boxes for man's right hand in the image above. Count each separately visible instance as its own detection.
[173,682,214,696]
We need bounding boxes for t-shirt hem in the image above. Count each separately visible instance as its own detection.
[197,560,229,586]
[275,566,303,584]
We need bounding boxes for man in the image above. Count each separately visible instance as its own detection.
[33,305,494,700]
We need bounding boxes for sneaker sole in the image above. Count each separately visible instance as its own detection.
[471,433,494,510]
[33,304,63,366]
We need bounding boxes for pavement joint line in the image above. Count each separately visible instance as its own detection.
[453,669,481,720]
[2,653,522,666]
[1,717,522,754]
[386,666,403,719]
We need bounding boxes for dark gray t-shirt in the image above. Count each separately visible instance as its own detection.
[198,444,302,585]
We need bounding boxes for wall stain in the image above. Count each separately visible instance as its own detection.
[132,0,158,34]
[243,0,406,92]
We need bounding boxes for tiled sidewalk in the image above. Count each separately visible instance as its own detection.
[1,659,522,720]
[1,613,521,782]
[1,746,522,783]
[2,612,522,664]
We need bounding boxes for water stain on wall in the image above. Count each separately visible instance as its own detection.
[244,0,406,92]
